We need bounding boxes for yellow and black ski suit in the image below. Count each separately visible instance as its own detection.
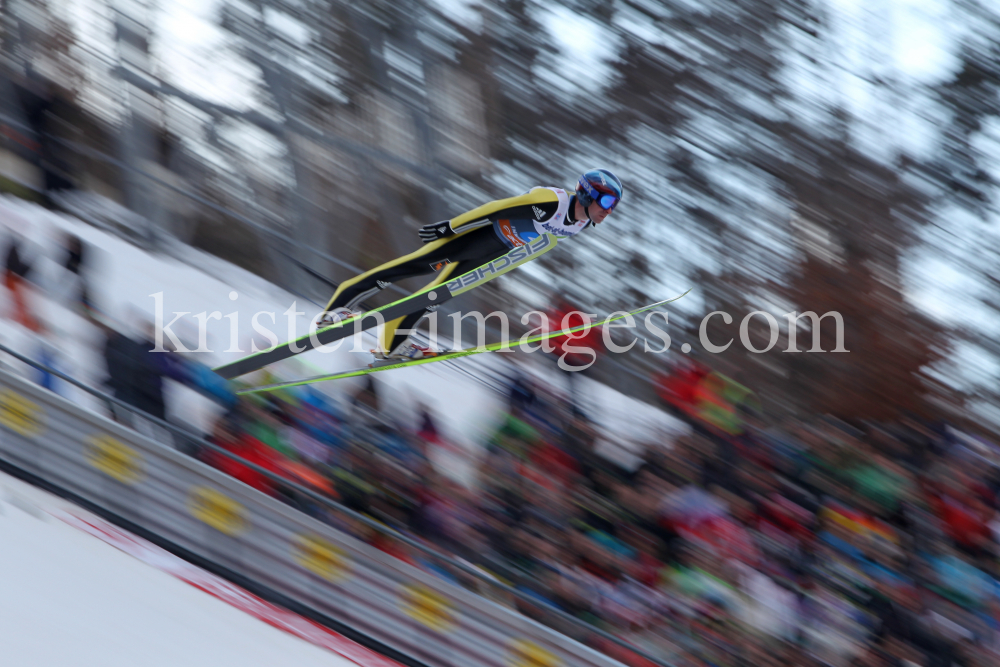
[322,187,588,353]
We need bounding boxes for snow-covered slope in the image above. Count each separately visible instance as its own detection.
[0,470,382,667]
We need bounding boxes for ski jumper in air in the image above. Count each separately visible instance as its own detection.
[318,169,624,360]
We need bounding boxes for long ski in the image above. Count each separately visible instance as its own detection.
[237,291,691,394]
[212,234,559,379]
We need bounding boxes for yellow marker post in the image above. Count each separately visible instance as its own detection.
[187,487,249,536]
[399,584,456,633]
[292,535,350,582]
[85,435,144,485]
[507,639,561,667]
[0,389,43,438]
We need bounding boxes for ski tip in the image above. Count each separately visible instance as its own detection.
[658,288,692,306]
[628,289,693,315]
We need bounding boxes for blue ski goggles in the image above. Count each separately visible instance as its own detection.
[579,179,620,212]
[595,193,620,211]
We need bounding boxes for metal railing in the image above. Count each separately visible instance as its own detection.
[0,340,674,667]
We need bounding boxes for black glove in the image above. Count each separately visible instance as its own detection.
[418,220,455,244]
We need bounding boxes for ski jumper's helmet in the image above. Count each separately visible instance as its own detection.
[577,168,623,211]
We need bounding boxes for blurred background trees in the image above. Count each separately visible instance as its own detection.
[3,0,1000,428]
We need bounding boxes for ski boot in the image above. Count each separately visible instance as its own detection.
[315,307,360,329]
[371,340,441,367]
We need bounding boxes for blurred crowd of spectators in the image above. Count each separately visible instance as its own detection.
[189,355,1000,667]
[5,228,1000,667]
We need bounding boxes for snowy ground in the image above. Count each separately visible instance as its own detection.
[0,469,377,667]
[0,194,688,483]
